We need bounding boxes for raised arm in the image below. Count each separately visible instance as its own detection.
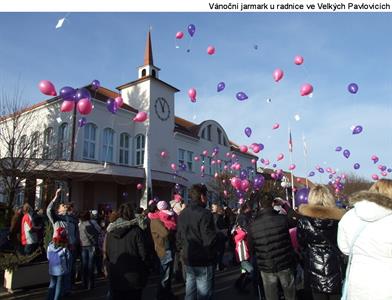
[46,188,62,226]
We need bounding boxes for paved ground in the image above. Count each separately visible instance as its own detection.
[1,266,264,300]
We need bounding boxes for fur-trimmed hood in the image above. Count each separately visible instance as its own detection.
[299,204,346,221]
[349,191,392,210]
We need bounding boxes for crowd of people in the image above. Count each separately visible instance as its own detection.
[4,178,392,300]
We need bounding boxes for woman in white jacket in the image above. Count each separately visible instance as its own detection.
[337,179,392,300]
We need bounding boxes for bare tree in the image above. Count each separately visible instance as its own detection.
[340,173,372,197]
[0,88,59,224]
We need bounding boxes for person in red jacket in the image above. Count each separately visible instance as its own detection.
[21,203,39,255]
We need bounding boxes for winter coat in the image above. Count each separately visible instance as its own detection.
[233,227,250,262]
[297,204,346,294]
[47,242,71,276]
[248,207,296,273]
[105,219,149,291]
[338,191,392,300]
[79,220,101,247]
[176,202,217,267]
[150,218,171,258]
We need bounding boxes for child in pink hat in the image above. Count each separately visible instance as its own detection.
[148,201,177,231]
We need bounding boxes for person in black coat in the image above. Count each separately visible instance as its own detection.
[248,192,296,300]
[176,184,217,300]
[297,185,346,300]
[105,202,150,300]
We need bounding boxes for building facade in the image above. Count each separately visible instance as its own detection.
[0,31,256,211]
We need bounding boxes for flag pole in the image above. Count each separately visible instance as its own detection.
[141,124,152,209]
[288,126,295,208]
[302,132,309,189]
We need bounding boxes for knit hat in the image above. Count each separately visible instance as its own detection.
[157,201,168,211]
[173,194,182,203]
[53,227,68,246]
[148,200,155,206]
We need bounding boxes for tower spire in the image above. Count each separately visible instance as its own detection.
[144,30,153,66]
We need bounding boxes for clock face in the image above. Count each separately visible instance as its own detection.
[154,97,171,121]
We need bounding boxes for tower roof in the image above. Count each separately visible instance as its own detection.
[144,30,153,66]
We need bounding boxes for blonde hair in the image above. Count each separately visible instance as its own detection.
[369,179,392,199]
[308,185,336,207]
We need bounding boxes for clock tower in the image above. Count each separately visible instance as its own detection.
[117,30,179,174]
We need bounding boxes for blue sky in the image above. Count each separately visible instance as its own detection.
[0,13,391,182]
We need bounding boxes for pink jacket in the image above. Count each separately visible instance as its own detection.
[233,227,250,262]
[148,211,177,231]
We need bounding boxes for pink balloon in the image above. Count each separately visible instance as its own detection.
[289,164,296,171]
[381,171,388,177]
[201,165,205,172]
[251,159,257,164]
[133,111,148,122]
[238,198,244,205]
[224,165,228,170]
[194,156,200,161]
[226,152,231,157]
[300,83,313,96]
[252,145,261,153]
[202,150,208,156]
[272,123,280,130]
[160,151,167,158]
[214,172,219,178]
[211,160,216,165]
[217,159,222,164]
[115,96,124,108]
[38,80,57,96]
[77,98,93,115]
[60,100,75,113]
[222,179,226,184]
[273,68,284,82]
[230,177,242,190]
[231,154,236,159]
[235,163,241,171]
[371,155,379,163]
[223,190,228,197]
[294,55,304,65]
[136,183,144,190]
[207,46,215,55]
[176,31,184,39]
[240,145,248,153]
[296,178,302,183]
[271,173,277,179]
[277,153,284,161]
[188,88,197,102]
[264,159,270,166]
[372,174,379,181]
[241,179,250,191]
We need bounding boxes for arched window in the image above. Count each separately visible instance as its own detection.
[102,128,115,163]
[141,69,146,77]
[83,123,97,160]
[18,135,27,157]
[30,131,40,158]
[119,133,130,165]
[152,69,156,78]
[43,127,54,159]
[58,123,69,160]
[134,134,145,166]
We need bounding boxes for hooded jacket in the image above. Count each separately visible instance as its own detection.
[176,202,217,267]
[47,242,71,276]
[105,218,149,291]
[338,191,392,300]
[297,204,346,294]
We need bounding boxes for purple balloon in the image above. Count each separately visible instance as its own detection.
[78,117,87,128]
[295,188,309,207]
[381,165,387,171]
[106,98,118,114]
[352,125,363,135]
[328,174,333,179]
[354,163,360,170]
[213,146,219,153]
[244,127,252,137]
[236,92,248,101]
[75,88,91,101]
[335,146,342,152]
[318,168,325,173]
[260,158,265,163]
[187,24,196,37]
[258,144,264,151]
[343,149,351,159]
[253,175,265,190]
[239,169,248,180]
[348,83,359,94]
[91,80,100,90]
[217,82,225,92]
[308,171,315,177]
[387,168,392,173]
[60,86,76,101]
[272,163,277,168]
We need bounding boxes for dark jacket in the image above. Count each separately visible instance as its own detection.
[248,207,295,273]
[106,220,149,291]
[176,202,217,266]
[297,204,346,294]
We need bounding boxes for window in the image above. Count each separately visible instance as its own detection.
[43,127,54,159]
[18,135,27,157]
[201,155,212,175]
[141,69,146,77]
[83,123,97,160]
[135,134,145,166]
[58,123,69,160]
[119,133,130,165]
[30,131,40,158]
[178,148,185,166]
[207,125,212,141]
[152,69,156,77]
[187,151,193,172]
[217,128,222,145]
[201,128,205,139]
[102,128,114,163]
[223,137,228,147]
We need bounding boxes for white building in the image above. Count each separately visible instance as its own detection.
[0,31,256,212]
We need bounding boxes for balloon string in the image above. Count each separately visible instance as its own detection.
[187,37,194,53]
